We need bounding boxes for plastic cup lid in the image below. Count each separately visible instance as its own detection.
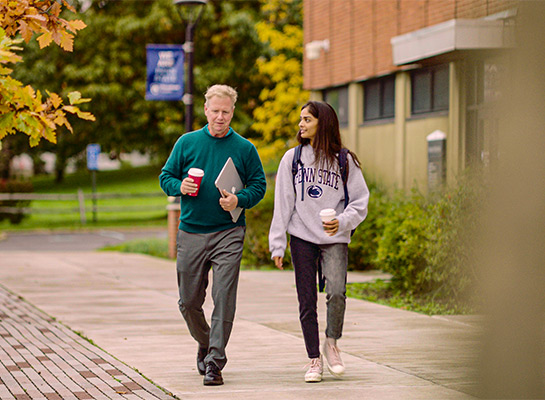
[188,168,204,177]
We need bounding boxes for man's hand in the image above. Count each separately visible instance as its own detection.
[219,189,238,211]
[180,177,198,195]
[323,218,339,236]
[273,256,284,270]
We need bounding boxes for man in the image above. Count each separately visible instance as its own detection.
[159,84,266,386]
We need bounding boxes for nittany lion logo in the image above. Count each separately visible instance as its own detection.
[307,185,323,198]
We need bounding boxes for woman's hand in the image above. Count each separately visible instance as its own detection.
[323,218,339,236]
[273,256,284,270]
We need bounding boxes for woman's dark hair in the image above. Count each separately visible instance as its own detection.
[297,100,360,170]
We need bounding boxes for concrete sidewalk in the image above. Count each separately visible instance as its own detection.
[0,251,480,399]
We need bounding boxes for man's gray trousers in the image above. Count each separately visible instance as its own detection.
[176,226,245,370]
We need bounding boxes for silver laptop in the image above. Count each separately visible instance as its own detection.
[214,157,244,223]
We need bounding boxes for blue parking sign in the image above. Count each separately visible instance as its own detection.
[87,144,100,171]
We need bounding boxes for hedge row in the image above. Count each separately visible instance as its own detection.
[369,177,483,307]
[243,173,484,308]
[0,180,33,224]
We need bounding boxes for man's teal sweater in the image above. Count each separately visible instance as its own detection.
[159,125,266,233]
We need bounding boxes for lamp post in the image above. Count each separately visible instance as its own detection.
[174,0,207,133]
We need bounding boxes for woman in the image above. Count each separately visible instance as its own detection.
[269,101,369,382]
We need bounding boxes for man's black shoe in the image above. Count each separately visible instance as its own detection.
[203,362,223,386]
[197,347,207,376]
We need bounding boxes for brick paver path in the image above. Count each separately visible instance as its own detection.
[0,285,177,400]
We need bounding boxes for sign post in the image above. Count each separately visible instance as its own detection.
[86,144,100,223]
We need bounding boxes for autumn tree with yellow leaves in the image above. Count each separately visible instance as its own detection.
[252,0,309,163]
[0,0,94,147]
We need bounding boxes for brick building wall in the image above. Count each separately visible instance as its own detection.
[303,0,517,89]
[329,2,352,84]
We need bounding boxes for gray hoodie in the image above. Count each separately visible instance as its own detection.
[269,144,369,259]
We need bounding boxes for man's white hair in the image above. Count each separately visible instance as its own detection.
[204,84,238,108]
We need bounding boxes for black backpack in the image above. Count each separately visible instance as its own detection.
[291,144,354,292]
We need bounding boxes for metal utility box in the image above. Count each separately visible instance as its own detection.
[427,130,446,190]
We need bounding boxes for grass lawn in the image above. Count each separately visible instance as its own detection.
[99,238,170,259]
[346,280,475,315]
[0,165,169,231]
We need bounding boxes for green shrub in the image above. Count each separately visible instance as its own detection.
[423,175,484,308]
[372,173,484,310]
[347,180,387,271]
[0,180,34,224]
[242,178,292,268]
[373,189,432,291]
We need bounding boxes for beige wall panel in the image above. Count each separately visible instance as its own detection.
[340,128,353,156]
[357,123,397,187]
[404,117,449,190]
[448,61,464,184]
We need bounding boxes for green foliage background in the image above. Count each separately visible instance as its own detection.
[8,0,306,179]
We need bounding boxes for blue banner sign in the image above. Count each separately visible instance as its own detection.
[146,44,184,101]
[86,143,101,171]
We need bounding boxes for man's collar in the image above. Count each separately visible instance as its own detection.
[203,124,233,138]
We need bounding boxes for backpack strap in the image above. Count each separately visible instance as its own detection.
[291,144,305,201]
[317,259,326,293]
[338,148,356,237]
[338,148,349,208]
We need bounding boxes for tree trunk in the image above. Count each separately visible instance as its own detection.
[0,140,13,180]
[55,147,67,183]
[30,152,46,175]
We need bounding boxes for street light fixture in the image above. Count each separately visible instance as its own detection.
[174,0,207,133]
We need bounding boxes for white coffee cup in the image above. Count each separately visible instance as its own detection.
[319,208,336,223]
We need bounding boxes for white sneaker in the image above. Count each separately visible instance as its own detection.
[322,338,345,377]
[304,356,323,382]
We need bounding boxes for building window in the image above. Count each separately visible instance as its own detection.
[364,75,395,121]
[411,65,449,115]
[323,86,349,127]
